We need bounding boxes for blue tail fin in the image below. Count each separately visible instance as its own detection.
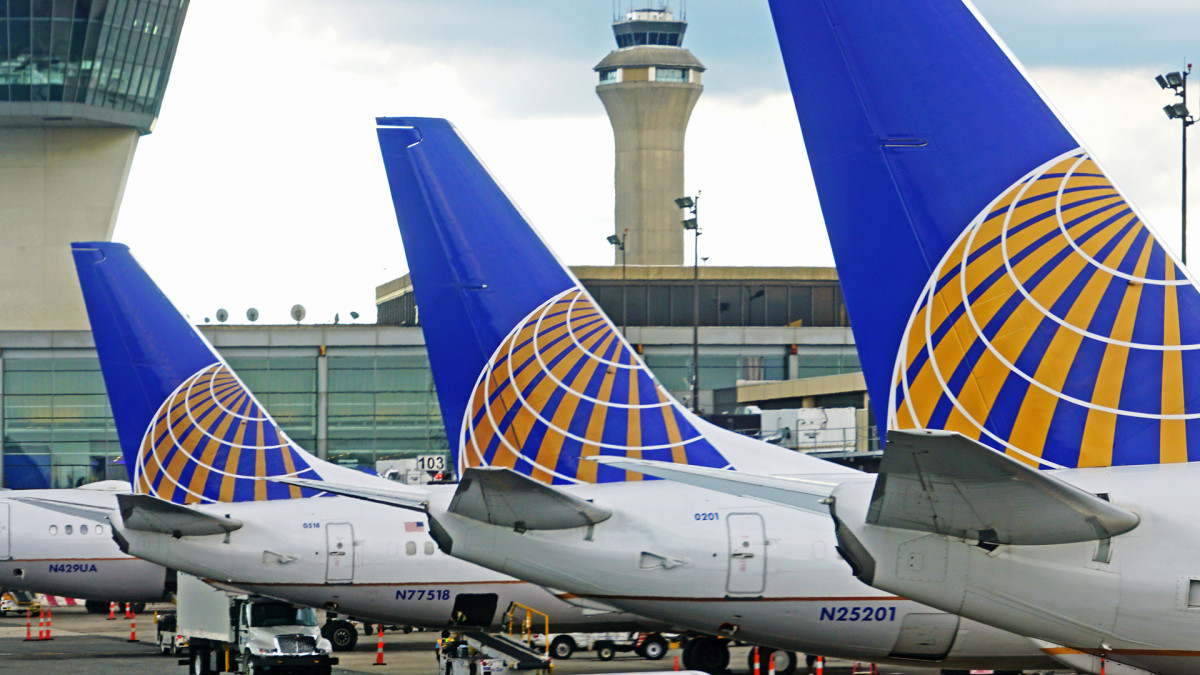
[770,0,1200,467]
[377,118,821,484]
[72,243,333,504]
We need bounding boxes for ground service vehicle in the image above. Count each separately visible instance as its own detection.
[175,574,335,675]
[0,589,39,616]
[532,632,672,661]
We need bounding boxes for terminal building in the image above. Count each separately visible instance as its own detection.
[0,5,871,490]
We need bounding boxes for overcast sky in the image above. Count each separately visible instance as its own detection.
[113,1,1200,325]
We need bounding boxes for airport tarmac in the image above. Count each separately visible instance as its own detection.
[0,605,1052,674]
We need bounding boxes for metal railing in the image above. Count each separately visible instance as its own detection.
[504,602,551,656]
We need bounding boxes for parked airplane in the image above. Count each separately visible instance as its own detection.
[58,241,666,654]
[270,115,1066,674]
[605,2,1200,674]
[0,481,171,611]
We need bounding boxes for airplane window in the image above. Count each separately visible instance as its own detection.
[95,525,104,535]
[424,541,435,556]
[49,525,57,535]
[80,525,88,535]
[405,541,417,556]
[65,525,73,535]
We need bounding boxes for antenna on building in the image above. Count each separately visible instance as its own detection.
[290,304,306,323]
[246,308,259,322]
[215,308,228,323]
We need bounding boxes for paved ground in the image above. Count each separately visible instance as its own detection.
[0,605,1052,674]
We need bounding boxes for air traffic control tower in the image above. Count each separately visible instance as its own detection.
[595,8,703,266]
[0,1,190,330]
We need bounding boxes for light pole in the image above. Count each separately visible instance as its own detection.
[676,193,701,414]
[1157,65,1195,265]
[606,229,628,333]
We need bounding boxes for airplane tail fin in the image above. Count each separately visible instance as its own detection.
[376,118,831,484]
[72,243,368,504]
[769,0,1200,467]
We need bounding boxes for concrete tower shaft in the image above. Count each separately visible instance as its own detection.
[596,9,704,266]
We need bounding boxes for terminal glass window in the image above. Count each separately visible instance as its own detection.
[598,69,618,84]
[327,352,448,472]
[2,354,121,490]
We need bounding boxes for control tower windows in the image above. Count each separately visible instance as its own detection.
[615,32,681,48]
[655,68,687,83]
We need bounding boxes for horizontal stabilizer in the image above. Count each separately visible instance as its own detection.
[117,494,242,536]
[869,431,1140,545]
[11,497,115,522]
[271,477,430,513]
[587,456,834,514]
[449,468,611,531]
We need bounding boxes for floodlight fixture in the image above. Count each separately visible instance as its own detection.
[1158,74,1171,89]
[1165,102,1192,120]
[606,234,623,247]
[1167,71,1185,88]
[675,196,694,209]
[682,218,698,230]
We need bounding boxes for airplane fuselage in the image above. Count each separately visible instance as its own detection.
[425,479,1058,671]
[0,489,170,603]
[830,462,1200,675]
[113,494,659,631]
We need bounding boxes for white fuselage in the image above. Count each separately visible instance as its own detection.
[830,462,1200,675]
[113,494,657,632]
[0,489,169,602]
[424,479,1059,671]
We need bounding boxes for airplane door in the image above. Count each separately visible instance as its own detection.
[726,513,766,596]
[325,523,354,583]
[0,502,9,560]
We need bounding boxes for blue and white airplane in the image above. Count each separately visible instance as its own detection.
[753,2,1200,674]
[53,242,663,647]
[273,115,1069,674]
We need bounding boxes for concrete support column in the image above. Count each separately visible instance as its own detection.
[0,127,140,330]
[317,349,329,460]
[598,82,701,266]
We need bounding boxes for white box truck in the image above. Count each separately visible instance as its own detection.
[176,574,335,675]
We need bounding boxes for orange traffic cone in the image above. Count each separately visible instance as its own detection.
[44,609,52,640]
[128,617,137,642]
[107,601,117,620]
[815,655,825,675]
[674,655,680,671]
[768,652,776,675]
[753,647,761,675]
[23,610,32,641]
[372,624,386,666]
[124,602,132,620]
[37,609,45,640]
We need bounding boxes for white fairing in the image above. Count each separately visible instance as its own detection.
[830,462,1200,675]
[424,480,1058,671]
[0,489,168,602]
[110,492,659,631]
